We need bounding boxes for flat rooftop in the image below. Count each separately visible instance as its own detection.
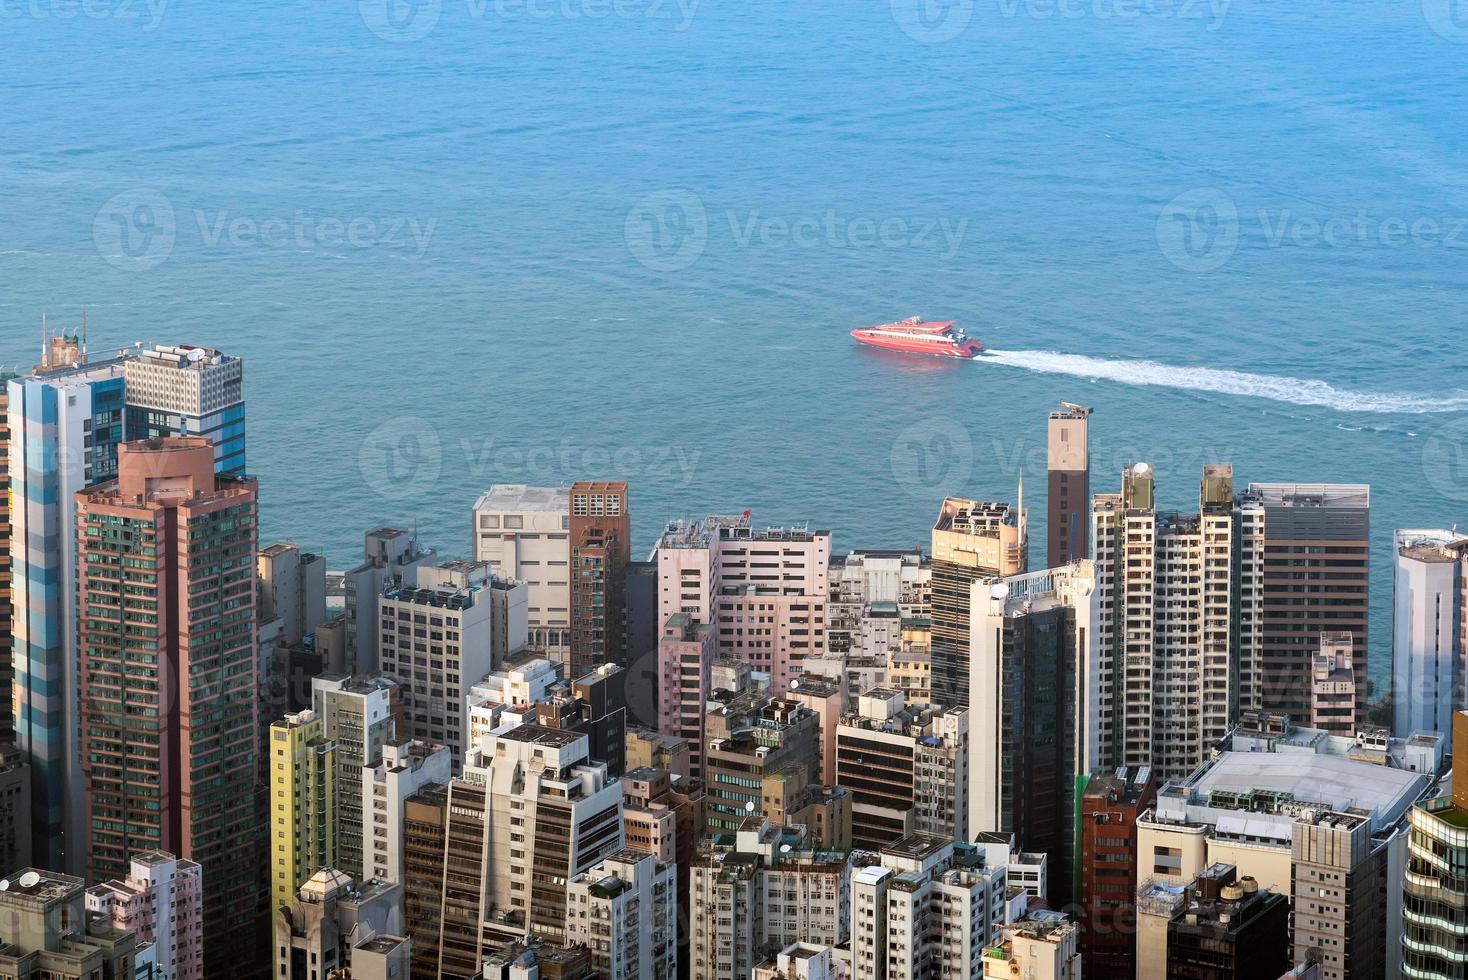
[1191,751,1427,825]
[473,484,569,513]
[501,724,584,748]
[881,833,952,862]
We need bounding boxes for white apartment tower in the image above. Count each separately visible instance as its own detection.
[849,834,1009,980]
[473,485,572,667]
[1091,462,1237,780]
[565,849,678,980]
[377,560,497,769]
[1392,529,1467,738]
[361,738,452,884]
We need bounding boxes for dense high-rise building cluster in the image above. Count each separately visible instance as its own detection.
[2,324,1466,979]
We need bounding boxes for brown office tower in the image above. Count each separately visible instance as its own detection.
[929,497,1026,710]
[1047,402,1091,568]
[76,437,265,977]
[403,782,449,980]
[1236,484,1370,724]
[569,482,630,679]
[1078,766,1158,976]
[0,380,12,744]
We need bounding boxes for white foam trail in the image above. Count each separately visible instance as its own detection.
[983,349,1468,415]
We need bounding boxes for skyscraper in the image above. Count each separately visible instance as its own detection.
[122,344,246,475]
[1236,483,1370,725]
[968,561,1099,904]
[1392,529,1466,738]
[75,437,263,976]
[568,481,630,678]
[1091,463,1237,780]
[0,377,13,748]
[1405,709,1468,979]
[929,497,1026,710]
[8,352,127,871]
[1047,402,1091,568]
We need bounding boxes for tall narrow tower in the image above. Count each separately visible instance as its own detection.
[929,497,1026,710]
[568,481,631,678]
[76,437,263,976]
[1047,402,1091,568]
[9,351,128,872]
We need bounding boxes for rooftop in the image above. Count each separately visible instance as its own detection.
[881,833,952,862]
[500,724,584,749]
[472,484,569,513]
[1191,751,1426,825]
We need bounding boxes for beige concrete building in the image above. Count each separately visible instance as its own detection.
[0,868,137,980]
[473,484,572,665]
[1136,718,1437,980]
[981,910,1081,980]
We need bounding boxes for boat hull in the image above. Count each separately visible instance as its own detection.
[851,329,983,358]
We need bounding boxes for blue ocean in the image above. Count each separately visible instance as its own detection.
[4,0,1467,695]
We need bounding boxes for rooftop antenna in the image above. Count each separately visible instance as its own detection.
[41,311,48,366]
[81,309,88,360]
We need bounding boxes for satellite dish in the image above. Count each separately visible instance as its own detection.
[780,844,792,854]
[989,583,1010,601]
[0,879,11,891]
[789,680,800,690]
[19,872,40,889]
[745,801,756,813]
[1132,462,1152,477]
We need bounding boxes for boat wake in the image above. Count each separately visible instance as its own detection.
[981,349,1468,415]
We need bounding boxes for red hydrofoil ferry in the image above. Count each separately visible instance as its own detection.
[851,316,983,358]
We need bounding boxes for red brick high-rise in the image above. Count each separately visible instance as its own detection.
[1078,765,1157,976]
[568,481,630,678]
[77,437,264,977]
